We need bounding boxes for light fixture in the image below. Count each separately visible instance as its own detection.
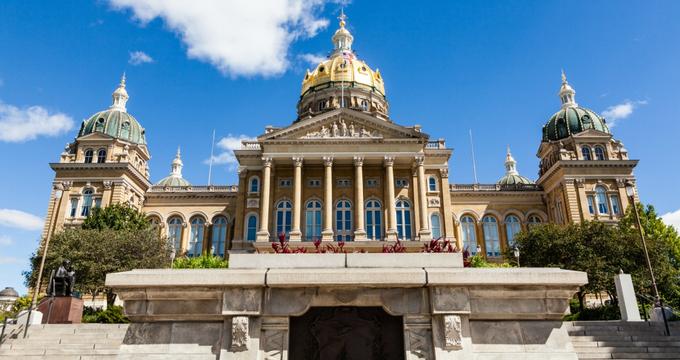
[625,180,635,198]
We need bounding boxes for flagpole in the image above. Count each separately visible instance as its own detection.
[208,129,215,185]
[469,129,479,184]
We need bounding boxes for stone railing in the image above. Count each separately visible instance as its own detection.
[450,183,543,192]
[240,141,261,150]
[148,185,238,192]
[426,139,446,149]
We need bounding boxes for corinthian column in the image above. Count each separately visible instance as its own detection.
[290,157,303,241]
[416,155,431,241]
[353,156,367,240]
[384,156,398,240]
[322,156,334,241]
[256,157,272,242]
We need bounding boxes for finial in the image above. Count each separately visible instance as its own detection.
[120,72,127,87]
[561,69,567,84]
[506,145,511,156]
[176,146,181,158]
[338,8,347,28]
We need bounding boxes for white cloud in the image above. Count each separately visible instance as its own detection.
[661,209,680,232]
[601,100,647,128]
[108,0,336,77]
[128,50,154,65]
[298,53,327,67]
[0,209,44,231]
[0,235,12,246]
[0,257,22,265]
[0,102,73,142]
[205,134,256,167]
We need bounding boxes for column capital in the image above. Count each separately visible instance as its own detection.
[414,155,425,166]
[353,156,364,166]
[439,168,449,179]
[323,156,334,166]
[237,166,247,178]
[292,157,304,167]
[384,155,395,166]
[261,157,273,167]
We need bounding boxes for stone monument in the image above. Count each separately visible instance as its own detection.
[38,260,84,324]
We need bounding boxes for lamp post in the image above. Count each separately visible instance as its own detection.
[513,246,520,267]
[25,184,63,337]
[624,180,670,336]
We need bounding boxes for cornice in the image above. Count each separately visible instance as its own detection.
[50,162,151,188]
[537,159,638,184]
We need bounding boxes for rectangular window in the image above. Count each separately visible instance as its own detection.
[587,196,595,215]
[336,179,351,188]
[395,179,409,188]
[69,198,78,217]
[278,178,292,188]
[308,179,321,188]
[610,195,621,215]
[366,178,379,188]
[94,198,102,209]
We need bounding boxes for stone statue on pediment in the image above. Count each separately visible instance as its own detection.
[349,123,356,137]
[332,122,339,137]
[360,127,371,137]
[340,120,348,137]
[320,125,330,138]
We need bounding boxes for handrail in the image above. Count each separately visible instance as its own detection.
[635,291,673,336]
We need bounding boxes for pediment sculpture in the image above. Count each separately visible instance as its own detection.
[302,119,381,139]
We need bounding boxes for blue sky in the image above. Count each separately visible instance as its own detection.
[1,1,679,293]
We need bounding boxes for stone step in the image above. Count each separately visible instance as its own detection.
[574,341,680,347]
[571,335,680,342]
[575,346,680,353]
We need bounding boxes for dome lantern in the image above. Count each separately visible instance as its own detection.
[331,10,354,55]
[559,70,577,109]
[111,73,129,112]
[155,147,192,187]
[497,146,534,185]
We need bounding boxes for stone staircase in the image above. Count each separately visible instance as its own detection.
[567,321,680,359]
[0,323,127,359]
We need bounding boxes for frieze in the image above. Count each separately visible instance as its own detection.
[301,119,381,139]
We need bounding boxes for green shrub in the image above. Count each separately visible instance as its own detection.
[563,301,621,321]
[172,255,228,269]
[468,255,513,268]
[82,305,129,323]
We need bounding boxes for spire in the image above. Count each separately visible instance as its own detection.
[110,73,129,112]
[170,146,183,177]
[559,69,577,108]
[504,146,519,176]
[331,9,354,57]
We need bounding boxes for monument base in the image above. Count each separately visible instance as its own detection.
[38,296,84,324]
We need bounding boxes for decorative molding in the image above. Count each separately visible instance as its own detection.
[230,316,249,351]
[301,119,380,139]
[247,198,260,209]
[443,315,463,350]
[427,197,441,208]
[353,156,364,167]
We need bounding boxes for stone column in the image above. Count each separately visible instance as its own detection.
[353,156,367,240]
[384,156,398,240]
[322,156,334,241]
[290,157,303,241]
[256,157,272,242]
[439,168,456,242]
[415,156,431,241]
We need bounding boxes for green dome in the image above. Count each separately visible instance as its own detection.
[542,106,609,142]
[79,109,146,145]
[156,175,191,187]
[497,174,534,185]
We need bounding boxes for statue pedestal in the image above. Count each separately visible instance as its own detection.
[38,296,84,324]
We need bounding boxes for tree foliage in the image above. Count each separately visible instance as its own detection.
[82,203,150,231]
[172,255,228,269]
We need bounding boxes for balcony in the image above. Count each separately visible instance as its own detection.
[425,139,446,149]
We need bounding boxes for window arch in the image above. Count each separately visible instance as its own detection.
[430,213,441,239]
[482,216,500,257]
[245,214,258,242]
[81,189,94,217]
[527,215,542,229]
[365,200,382,240]
[581,146,592,161]
[249,177,260,193]
[188,216,206,257]
[505,215,521,247]
[428,177,437,192]
[460,215,477,254]
[84,149,94,163]
[336,200,352,241]
[212,216,228,257]
[595,186,609,214]
[97,148,107,163]
[305,200,322,241]
[276,200,292,239]
[167,217,183,253]
[395,199,412,240]
[594,146,606,160]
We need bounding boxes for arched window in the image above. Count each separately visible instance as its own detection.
[249,177,259,193]
[84,149,94,163]
[365,200,382,240]
[360,99,369,111]
[336,200,352,241]
[276,200,292,239]
[188,217,205,257]
[120,121,130,138]
[81,189,93,217]
[595,186,609,214]
[212,216,228,257]
[428,177,438,192]
[460,215,477,254]
[305,200,322,241]
[430,213,441,239]
[582,115,593,129]
[395,199,412,240]
[245,214,258,242]
[505,215,521,247]
[594,146,606,160]
[95,118,105,132]
[527,215,542,229]
[582,146,592,161]
[482,216,500,257]
[97,148,107,163]
[167,217,183,253]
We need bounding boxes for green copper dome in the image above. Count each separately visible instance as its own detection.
[79,109,146,145]
[497,173,534,185]
[156,175,191,187]
[542,106,609,142]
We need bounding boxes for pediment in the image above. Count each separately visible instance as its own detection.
[260,109,428,142]
[572,129,612,138]
[76,132,115,142]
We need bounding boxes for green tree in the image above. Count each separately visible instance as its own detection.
[82,203,150,231]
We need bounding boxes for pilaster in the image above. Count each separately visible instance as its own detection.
[256,157,272,242]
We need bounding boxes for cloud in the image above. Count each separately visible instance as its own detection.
[108,0,336,77]
[601,100,647,128]
[661,209,680,232]
[205,134,256,167]
[0,235,12,246]
[0,102,73,142]
[298,53,327,67]
[128,50,154,65]
[0,256,22,265]
[0,209,44,231]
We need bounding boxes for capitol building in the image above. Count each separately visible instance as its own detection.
[41,16,638,258]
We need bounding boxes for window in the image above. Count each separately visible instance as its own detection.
[188,217,205,257]
[276,200,292,239]
[97,149,106,163]
[120,121,130,138]
[212,216,228,257]
[308,179,322,188]
[582,115,593,129]
[396,199,412,240]
[428,177,437,192]
[366,178,379,188]
[482,216,500,257]
[318,100,327,111]
[365,200,382,240]
[168,217,183,253]
[595,186,609,214]
[360,99,369,111]
[555,199,565,223]
[95,118,105,131]
[460,216,477,254]
[527,215,542,229]
[81,189,93,217]
[336,200,352,241]
[430,213,441,239]
[505,215,521,247]
[305,200,322,241]
[610,195,621,215]
[249,177,260,193]
[245,214,258,242]
[69,198,79,217]
[336,179,351,188]
[587,195,595,214]
[594,146,606,161]
[395,179,409,188]
[94,198,102,209]
[557,118,568,138]
[84,149,94,163]
[582,146,592,161]
[278,178,292,188]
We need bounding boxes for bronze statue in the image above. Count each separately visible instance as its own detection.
[47,259,76,297]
